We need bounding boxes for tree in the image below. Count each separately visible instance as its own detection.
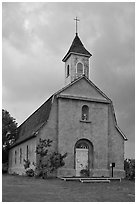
[124,158,135,180]
[35,138,67,178]
[2,109,18,163]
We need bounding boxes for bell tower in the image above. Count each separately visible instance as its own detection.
[62,17,92,85]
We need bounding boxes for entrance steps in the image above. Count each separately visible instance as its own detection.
[61,177,121,183]
[81,179,110,183]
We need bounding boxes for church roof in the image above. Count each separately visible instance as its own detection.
[10,75,127,149]
[11,96,53,148]
[62,34,92,62]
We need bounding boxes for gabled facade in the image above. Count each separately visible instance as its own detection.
[8,33,127,178]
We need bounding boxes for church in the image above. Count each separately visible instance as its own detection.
[8,24,127,178]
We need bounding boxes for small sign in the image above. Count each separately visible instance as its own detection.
[110,163,115,167]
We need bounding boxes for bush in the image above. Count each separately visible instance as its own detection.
[49,152,67,173]
[24,159,30,169]
[36,138,67,179]
[23,159,35,177]
[124,159,135,180]
[80,168,89,177]
[26,168,35,177]
[2,162,8,174]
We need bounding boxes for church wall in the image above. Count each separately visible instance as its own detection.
[60,78,107,101]
[65,54,89,85]
[71,54,89,81]
[37,99,58,154]
[65,57,72,85]
[35,99,58,177]
[8,137,36,175]
[108,105,125,178]
[57,97,109,177]
[8,100,58,176]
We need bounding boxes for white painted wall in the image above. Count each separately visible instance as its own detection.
[8,137,37,175]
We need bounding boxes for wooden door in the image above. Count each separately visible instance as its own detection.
[76,148,88,176]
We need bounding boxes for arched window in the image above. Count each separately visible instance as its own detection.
[15,150,17,164]
[66,65,70,77]
[20,148,22,164]
[77,62,83,74]
[26,145,29,160]
[76,141,89,149]
[82,105,89,120]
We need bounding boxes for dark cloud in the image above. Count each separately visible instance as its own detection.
[2,2,135,158]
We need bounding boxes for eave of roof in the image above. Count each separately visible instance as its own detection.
[63,52,91,62]
[115,125,128,141]
[57,94,111,104]
[53,75,111,102]
[110,102,128,141]
[10,134,36,149]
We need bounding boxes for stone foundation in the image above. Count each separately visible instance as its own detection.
[92,169,109,177]
[57,168,125,178]
[57,168,76,178]
[109,169,125,178]
[8,167,26,175]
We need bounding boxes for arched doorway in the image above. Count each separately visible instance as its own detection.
[75,139,93,177]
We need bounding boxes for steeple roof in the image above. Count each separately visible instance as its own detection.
[62,34,92,62]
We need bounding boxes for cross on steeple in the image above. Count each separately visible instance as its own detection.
[74,17,80,35]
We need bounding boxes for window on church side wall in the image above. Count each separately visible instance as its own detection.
[20,148,22,164]
[15,150,17,164]
[66,65,70,77]
[77,62,83,74]
[82,105,89,121]
[26,145,29,160]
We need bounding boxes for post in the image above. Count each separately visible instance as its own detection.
[111,163,115,177]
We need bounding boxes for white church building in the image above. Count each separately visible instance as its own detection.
[8,24,127,178]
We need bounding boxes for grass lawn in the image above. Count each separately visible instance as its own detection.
[2,174,135,202]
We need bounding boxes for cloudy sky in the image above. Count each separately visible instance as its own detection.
[2,2,135,158]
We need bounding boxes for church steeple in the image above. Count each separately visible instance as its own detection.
[62,19,92,85]
[62,34,92,62]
